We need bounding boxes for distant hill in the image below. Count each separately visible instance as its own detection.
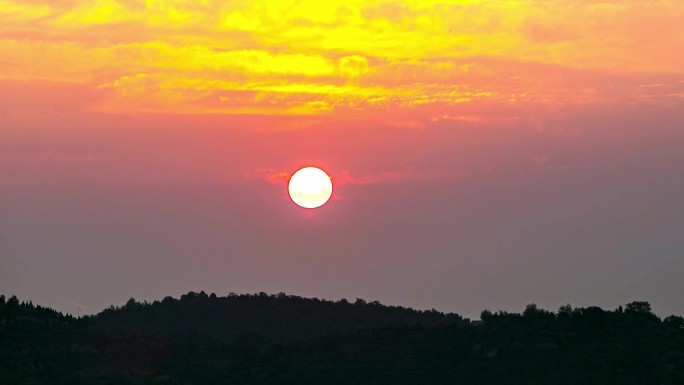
[1,292,683,384]
[95,291,464,342]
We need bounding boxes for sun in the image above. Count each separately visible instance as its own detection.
[288,167,333,209]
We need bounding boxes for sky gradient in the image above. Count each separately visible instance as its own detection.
[1,0,683,318]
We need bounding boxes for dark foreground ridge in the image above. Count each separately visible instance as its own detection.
[1,292,683,384]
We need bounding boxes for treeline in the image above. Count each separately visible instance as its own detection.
[1,292,683,384]
[95,291,464,342]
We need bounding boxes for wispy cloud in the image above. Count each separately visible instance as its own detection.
[249,168,291,185]
[250,167,441,186]
[332,169,431,185]
[1,0,682,115]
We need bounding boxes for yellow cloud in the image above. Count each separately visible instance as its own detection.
[338,56,369,78]
[0,1,52,19]
[55,0,132,26]
[1,0,682,116]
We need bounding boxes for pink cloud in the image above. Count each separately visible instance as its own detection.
[386,120,427,130]
[332,169,445,185]
[249,167,440,186]
[250,168,291,184]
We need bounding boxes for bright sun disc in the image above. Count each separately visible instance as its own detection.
[288,167,333,209]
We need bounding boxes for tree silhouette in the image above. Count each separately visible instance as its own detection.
[664,315,684,329]
[480,309,493,321]
[2,292,683,385]
[625,301,653,315]
[7,295,19,307]
[125,297,138,308]
[558,303,572,317]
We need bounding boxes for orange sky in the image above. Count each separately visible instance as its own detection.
[2,0,684,318]
[1,0,682,117]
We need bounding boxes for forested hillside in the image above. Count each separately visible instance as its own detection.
[1,293,683,384]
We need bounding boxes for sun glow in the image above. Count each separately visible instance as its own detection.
[288,167,333,209]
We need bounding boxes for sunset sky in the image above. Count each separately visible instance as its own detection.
[1,0,683,318]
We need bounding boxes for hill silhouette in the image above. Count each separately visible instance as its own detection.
[95,291,463,342]
[1,292,683,384]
